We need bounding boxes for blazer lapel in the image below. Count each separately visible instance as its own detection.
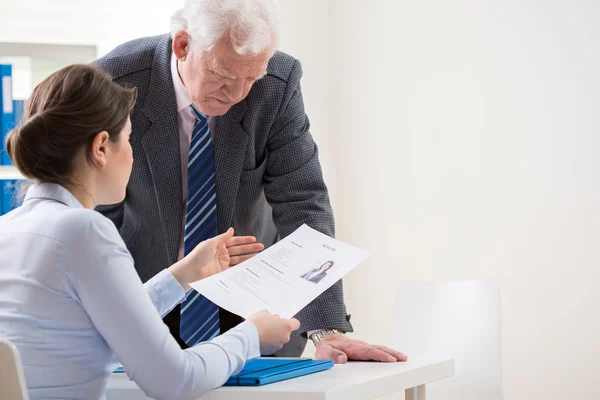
[140,35,182,263]
[214,100,249,233]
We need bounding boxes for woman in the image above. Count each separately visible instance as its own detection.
[0,64,299,400]
[300,261,335,284]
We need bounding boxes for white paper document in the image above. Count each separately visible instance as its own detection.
[189,224,371,319]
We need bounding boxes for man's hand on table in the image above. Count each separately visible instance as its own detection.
[315,334,408,364]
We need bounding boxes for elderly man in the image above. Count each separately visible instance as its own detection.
[95,0,406,364]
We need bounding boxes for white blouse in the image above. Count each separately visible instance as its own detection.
[0,183,259,400]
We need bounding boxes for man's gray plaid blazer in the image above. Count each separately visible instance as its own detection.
[94,34,352,356]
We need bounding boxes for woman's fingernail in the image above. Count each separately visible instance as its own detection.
[387,356,396,362]
[338,355,345,363]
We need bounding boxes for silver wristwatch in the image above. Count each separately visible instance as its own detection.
[310,329,342,346]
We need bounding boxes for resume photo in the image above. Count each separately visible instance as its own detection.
[300,260,335,284]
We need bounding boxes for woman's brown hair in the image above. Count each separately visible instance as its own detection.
[5,64,136,187]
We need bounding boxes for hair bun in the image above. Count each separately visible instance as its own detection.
[6,113,45,181]
[6,64,136,187]
[17,112,43,138]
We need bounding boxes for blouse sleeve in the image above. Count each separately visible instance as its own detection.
[64,214,260,400]
[144,268,186,318]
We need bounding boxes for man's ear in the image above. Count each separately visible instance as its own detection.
[90,131,110,168]
[173,31,191,61]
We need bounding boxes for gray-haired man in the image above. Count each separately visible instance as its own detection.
[95,0,406,364]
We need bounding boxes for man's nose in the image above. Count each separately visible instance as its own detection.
[225,80,246,102]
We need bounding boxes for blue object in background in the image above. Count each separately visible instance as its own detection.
[13,99,24,127]
[1,181,7,215]
[0,67,24,216]
[1,64,15,166]
[1,180,18,215]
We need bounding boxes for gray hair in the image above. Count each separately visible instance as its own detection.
[171,0,279,55]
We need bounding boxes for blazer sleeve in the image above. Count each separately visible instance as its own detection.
[263,59,353,333]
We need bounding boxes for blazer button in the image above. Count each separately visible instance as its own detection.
[346,314,351,321]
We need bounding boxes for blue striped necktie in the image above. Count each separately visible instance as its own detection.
[180,105,220,346]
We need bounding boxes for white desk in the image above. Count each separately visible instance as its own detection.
[106,359,454,400]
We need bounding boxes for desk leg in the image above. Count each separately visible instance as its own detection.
[405,385,426,400]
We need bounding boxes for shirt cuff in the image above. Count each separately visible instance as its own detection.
[232,320,261,360]
[207,320,260,364]
[145,269,187,318]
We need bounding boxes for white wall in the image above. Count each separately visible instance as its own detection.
[330,1,600,399]
[3,1,599,398]
[276,0,336,206]
[0,0,178,56]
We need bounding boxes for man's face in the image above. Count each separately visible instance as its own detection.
[176,35,272,116]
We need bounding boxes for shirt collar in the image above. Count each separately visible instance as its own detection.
[170,53,208,120]
[24,183,84,209]
[170,52,193,114]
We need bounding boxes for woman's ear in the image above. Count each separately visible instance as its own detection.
[89,131,110,169]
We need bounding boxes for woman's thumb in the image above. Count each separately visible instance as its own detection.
[214,227,234,243]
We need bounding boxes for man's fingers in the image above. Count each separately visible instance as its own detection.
[375,345,408,362]
[315,343,348,364]
[227,243,264,256]
[364,346,397,362]
[322,337,405,363]
[337,342,396,362]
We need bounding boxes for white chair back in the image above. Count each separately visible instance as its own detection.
[0,339,29,400]
[391,281,502,400]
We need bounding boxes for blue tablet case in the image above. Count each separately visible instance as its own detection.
[113,358,334,386]
[224,358,334,386]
